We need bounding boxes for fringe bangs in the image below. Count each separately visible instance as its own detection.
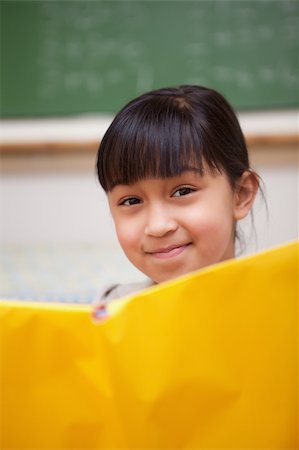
[99,102,207,191]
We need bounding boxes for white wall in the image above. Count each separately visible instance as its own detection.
[242,149,298,254]
[0,169,114,245]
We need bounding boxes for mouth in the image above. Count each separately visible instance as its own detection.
[146,243,191,259]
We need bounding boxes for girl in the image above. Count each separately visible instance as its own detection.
[95,85,260,306]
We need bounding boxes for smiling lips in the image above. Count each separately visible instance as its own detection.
[147,243,191,259]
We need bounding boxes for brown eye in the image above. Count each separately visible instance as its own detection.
[120,197,141,206]
[172,187,195,197]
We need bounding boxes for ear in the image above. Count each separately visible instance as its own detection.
[233,171,259,221]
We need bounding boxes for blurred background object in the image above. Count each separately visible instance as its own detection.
[0,0,298,302]
[1,0,298,115]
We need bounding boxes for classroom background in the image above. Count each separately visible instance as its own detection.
[0,0,298,303]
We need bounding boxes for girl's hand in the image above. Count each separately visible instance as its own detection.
[91,302,110,322]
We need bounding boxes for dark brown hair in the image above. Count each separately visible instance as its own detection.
[97,85,251,192]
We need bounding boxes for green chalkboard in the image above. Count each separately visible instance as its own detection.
[1,0,298,117]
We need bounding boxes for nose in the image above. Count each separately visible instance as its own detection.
[144,205,178,237]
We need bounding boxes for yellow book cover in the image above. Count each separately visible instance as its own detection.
[0,241,298,449]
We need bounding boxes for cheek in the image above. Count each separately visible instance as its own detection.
[187,206,234,239]
[115,221,140,251]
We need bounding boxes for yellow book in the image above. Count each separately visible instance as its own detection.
[0,241,298,449]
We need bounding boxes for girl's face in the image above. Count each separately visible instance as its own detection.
[107,168,252,283]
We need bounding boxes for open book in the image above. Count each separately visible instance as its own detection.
[1,241,297,449]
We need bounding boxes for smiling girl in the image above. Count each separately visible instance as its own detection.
[95,85,260,304]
